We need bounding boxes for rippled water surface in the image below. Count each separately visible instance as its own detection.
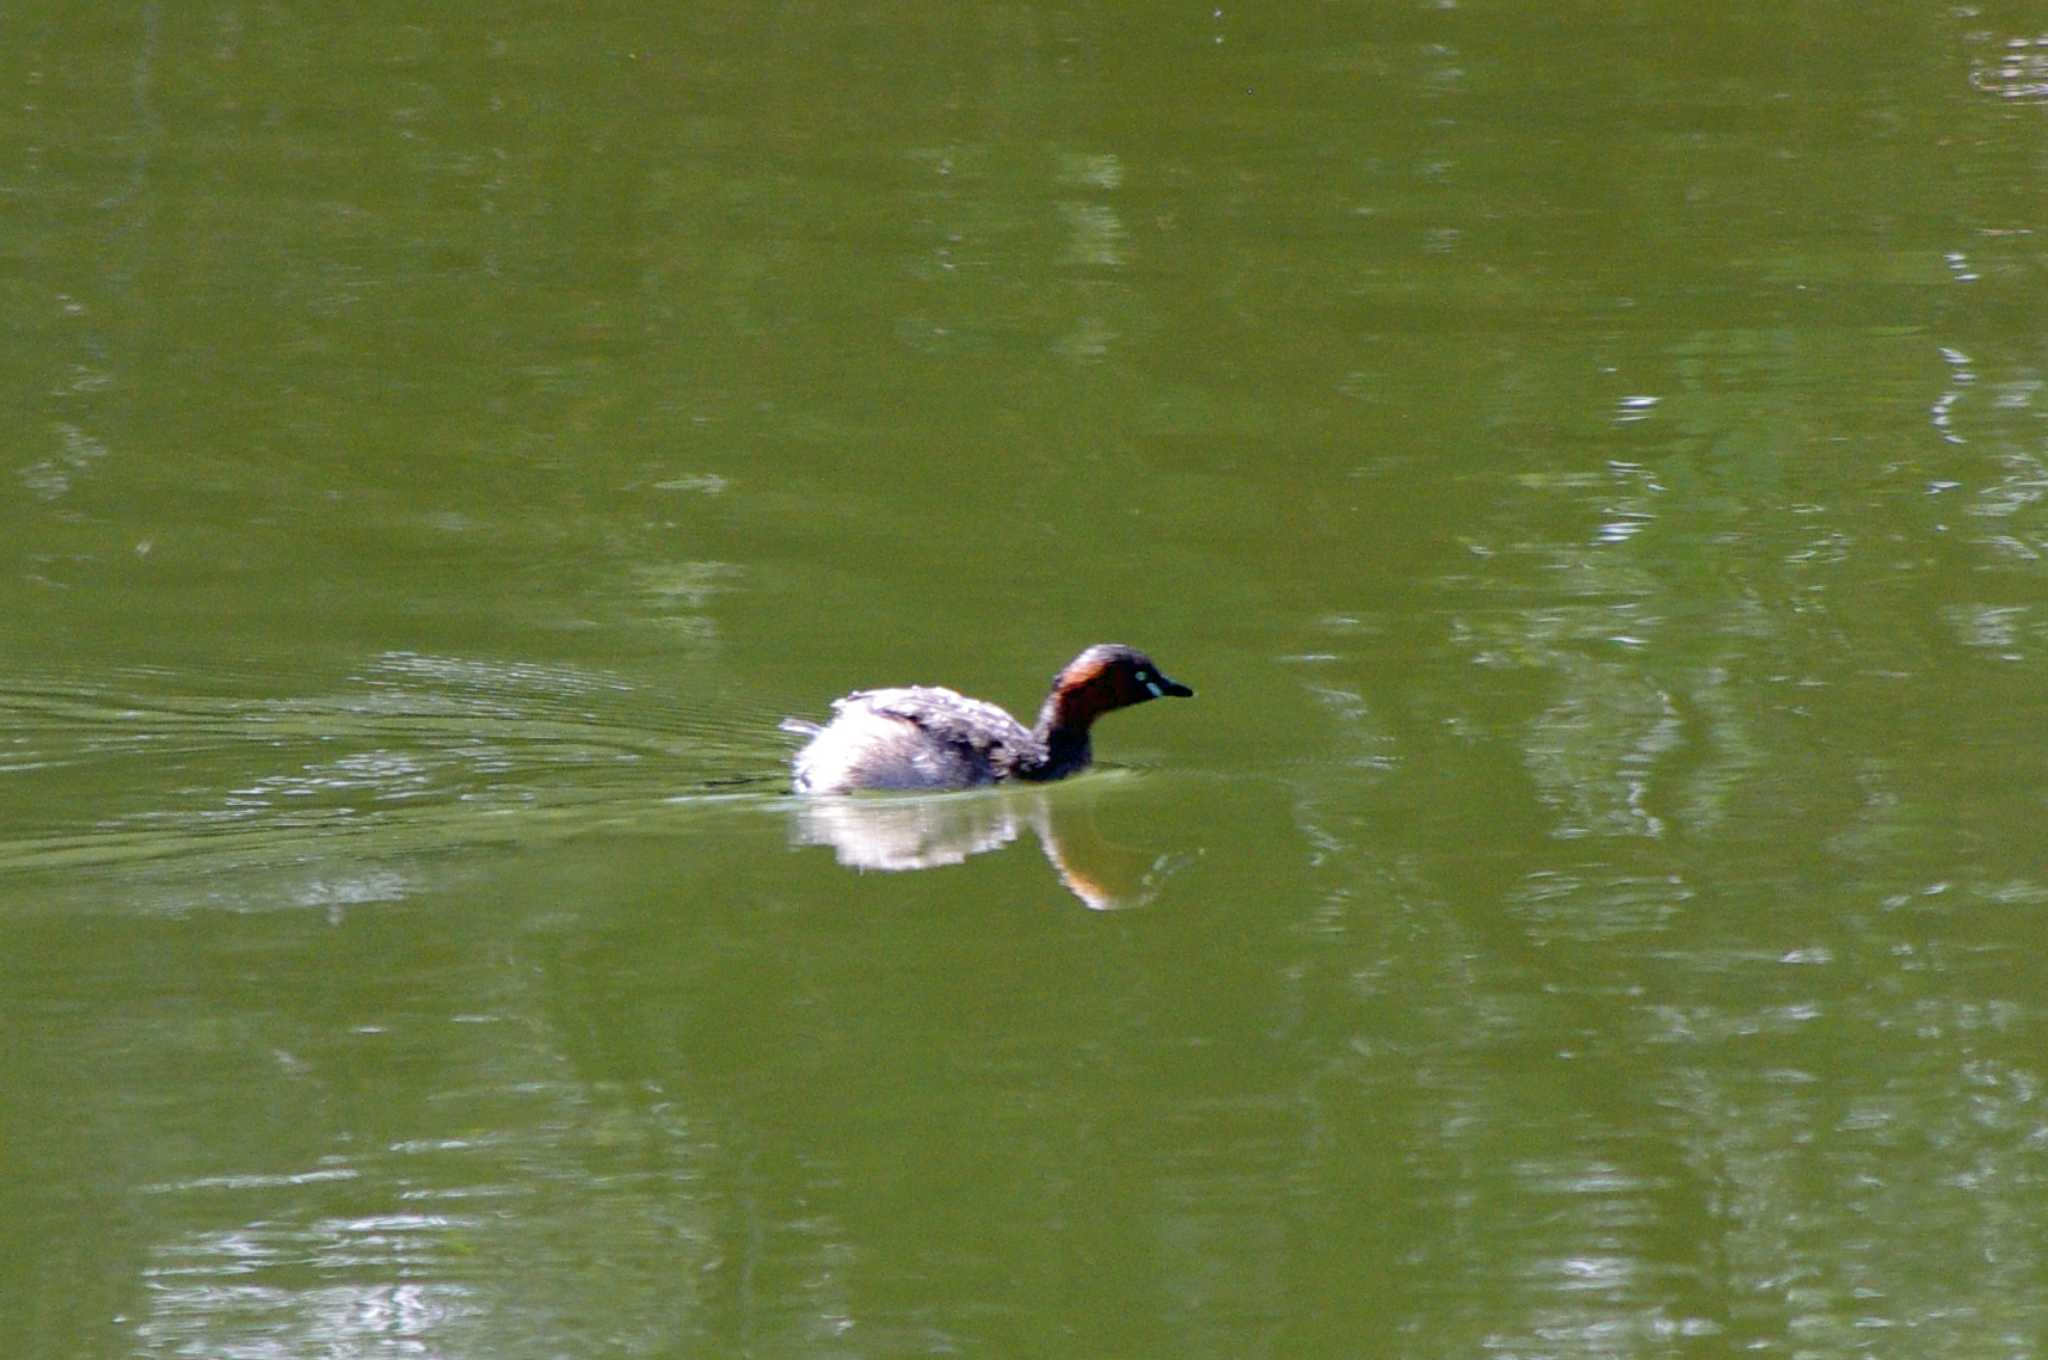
[6,4,2048,1357]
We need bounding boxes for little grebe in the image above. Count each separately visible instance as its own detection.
[782,643,1193,795]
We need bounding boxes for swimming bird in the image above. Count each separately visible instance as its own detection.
[782,643,1193,795]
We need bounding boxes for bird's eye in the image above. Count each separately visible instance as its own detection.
[1135,671,1149,683]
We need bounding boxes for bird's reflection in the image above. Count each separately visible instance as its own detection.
[787,779,1189,910]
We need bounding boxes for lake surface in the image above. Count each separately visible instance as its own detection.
[5,3,2048,1356]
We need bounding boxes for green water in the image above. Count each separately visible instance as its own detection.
[6,3,2048,1356]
